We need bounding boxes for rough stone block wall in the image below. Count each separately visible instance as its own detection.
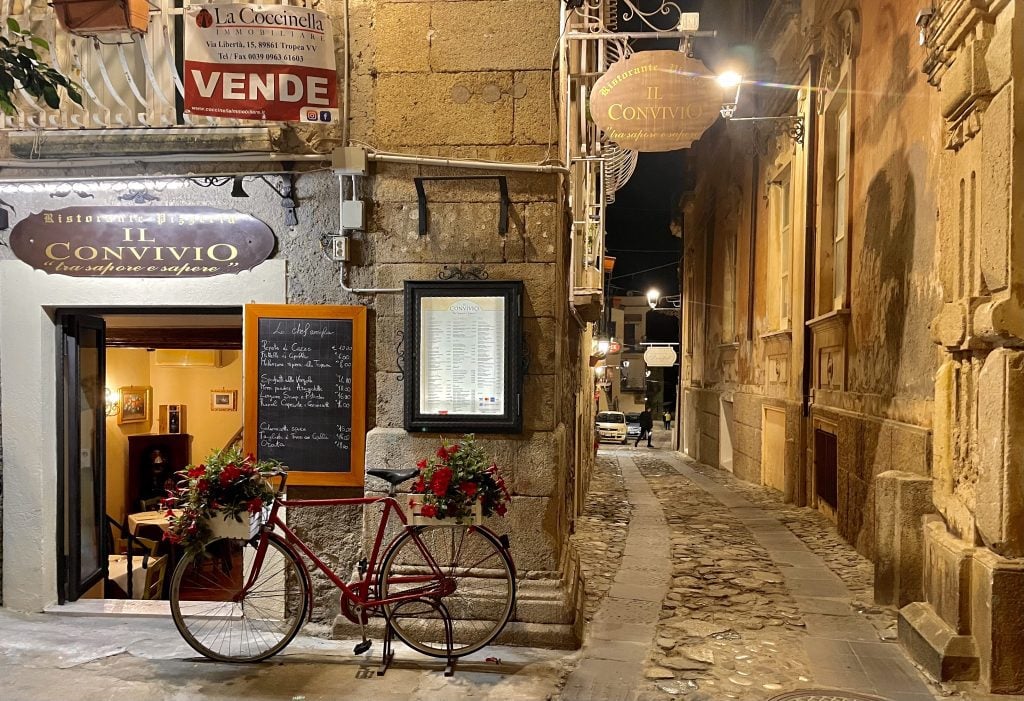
[731,392,762,484]
[816,407,932,561]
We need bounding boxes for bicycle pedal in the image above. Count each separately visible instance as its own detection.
[353,640,372,655]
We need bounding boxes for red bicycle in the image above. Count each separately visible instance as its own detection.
[168,468,516,664]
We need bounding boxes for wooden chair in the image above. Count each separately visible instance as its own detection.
[105,515,167,599]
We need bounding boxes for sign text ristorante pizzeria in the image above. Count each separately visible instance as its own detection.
[10,206,276,278]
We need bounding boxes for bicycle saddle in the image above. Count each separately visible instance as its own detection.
[367,468,420,486]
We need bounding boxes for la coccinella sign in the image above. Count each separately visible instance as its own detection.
[184,4,338,123]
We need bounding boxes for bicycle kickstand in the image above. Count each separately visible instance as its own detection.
[377,615,395,676]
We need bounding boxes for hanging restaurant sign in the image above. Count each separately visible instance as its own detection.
[183,3,338,123]
[9,207,276,278]
[589,51,723,152]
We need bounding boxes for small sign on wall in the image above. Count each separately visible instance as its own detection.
[404,281,524,434]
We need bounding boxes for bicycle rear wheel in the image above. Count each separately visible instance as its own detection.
[169,535,308,662]
[378,525,515,657]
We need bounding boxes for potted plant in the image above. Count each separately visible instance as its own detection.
[52,0,151,36]
[408,435,511,526]
[1,19,83,116]
[164,447,281,556]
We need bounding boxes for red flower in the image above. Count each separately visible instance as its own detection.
[417,458,427,470]
[187,465,205,478]
[247,497,263,514]
[431,466,452,496]
[412,476,425,493]
[448,444,460,456]
[196,479,210,493]
[420,504,437,518]
[435,447,449,461]
[219,464,242,485]
[460,481,478,497]
[496,503,508,517]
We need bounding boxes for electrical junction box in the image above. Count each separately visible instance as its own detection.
[332,146,368,175]
[342,200,365,230]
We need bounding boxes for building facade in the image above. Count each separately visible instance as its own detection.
[0,0,594,648]
[679,0,1024,692]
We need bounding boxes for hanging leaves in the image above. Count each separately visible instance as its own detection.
[1,18,83,116]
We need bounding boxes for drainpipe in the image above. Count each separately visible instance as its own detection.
[797,57,820,508]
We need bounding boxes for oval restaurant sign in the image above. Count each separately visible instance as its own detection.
[10,206,275,278]
[590,51,722,152]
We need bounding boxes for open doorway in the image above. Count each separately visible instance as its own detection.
[59,310,243,603]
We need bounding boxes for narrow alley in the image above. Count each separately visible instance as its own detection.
[564,435,958,701]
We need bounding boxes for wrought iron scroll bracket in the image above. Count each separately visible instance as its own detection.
[413,176,509,237]
[438,265,489,281]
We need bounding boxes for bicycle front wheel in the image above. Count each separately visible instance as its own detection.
[379,525,516,657]
[169,535,308,663]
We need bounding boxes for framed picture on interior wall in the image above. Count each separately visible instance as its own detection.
[118,386,151,425]
[211,389,238,411]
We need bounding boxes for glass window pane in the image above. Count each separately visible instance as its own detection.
[78,328,102,577]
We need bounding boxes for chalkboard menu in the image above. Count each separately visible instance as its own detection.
[244,305,367,487]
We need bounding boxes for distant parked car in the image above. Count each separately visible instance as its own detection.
[625,412,642,439]
[595,411,628,444]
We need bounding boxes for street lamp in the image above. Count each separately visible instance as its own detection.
[646,288,660,310]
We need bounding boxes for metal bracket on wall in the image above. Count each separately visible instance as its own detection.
[413,176,509,237]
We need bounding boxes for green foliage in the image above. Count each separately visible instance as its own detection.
[0,18,83,116]
[165,447,282,557]
[410,435,511,521]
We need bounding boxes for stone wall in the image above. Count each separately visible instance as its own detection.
[0,0,580,639]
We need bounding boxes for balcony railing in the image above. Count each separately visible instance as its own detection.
[1,0,279,130]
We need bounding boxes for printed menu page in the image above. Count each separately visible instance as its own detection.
[419,296,505,415]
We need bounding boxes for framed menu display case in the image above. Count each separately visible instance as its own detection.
[404,281,523,433]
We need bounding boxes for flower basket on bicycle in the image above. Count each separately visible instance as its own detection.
[164,447,280,557]
[408,435,510,524]
[409,494,482,526]
[205,509,261,540]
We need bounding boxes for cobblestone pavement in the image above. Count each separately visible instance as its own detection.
[631,452,817,700]
[560,446,951,701]
[570,454,631,621]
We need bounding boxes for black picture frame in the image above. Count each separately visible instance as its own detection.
[404,280,524,434]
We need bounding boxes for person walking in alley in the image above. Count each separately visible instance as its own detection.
[635,409,654,447]
[663,411,671,429]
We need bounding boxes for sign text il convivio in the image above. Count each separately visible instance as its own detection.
[589,51,723,152]
[9,206,275,278]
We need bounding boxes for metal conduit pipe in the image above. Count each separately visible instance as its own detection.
[334,172,402,295]
[367,150,569,174]
[0,152,330,170]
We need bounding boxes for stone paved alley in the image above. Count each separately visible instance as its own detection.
[0,441,1017,701]
[562,440,1002,701]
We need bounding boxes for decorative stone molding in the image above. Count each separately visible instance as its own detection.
[807,309,850,391]
[920,0,1004,151]
[817,6,861,107]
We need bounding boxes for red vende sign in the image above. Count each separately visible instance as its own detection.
[184,4,338,123]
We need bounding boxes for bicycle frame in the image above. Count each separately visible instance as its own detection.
[241,489,452,622]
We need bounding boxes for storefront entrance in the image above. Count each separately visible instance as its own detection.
[57,309,245,603]
[0,260,286,612]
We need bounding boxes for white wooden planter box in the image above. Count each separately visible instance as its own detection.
[409,495,483,527]
[205,511,259,540]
